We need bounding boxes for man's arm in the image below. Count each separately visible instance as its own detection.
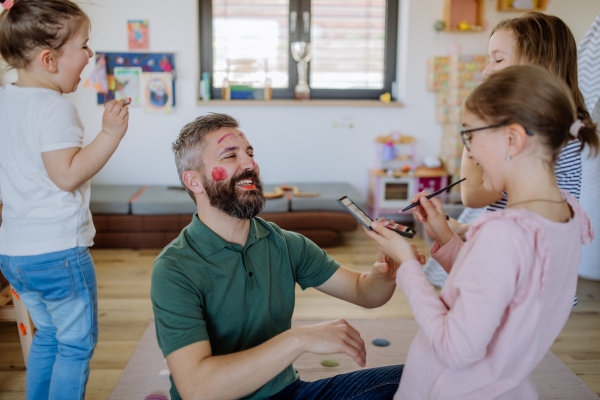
[460,148,504,208]
[316,245,425,308]
[167,320,366,400]
[315,265,396,309]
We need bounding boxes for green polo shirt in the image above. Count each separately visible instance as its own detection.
[150,214,340,400]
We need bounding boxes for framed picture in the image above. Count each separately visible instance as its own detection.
[142,72,173,114]
[128,20,149,50]
[113,67,143,105]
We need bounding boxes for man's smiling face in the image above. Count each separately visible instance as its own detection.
[199,127,265,219]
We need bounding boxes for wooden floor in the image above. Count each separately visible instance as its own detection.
[0,230,599,399]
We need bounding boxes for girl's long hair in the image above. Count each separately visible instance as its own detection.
[492,12,597,153]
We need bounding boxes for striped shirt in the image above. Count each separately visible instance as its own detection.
[486,140,582,307]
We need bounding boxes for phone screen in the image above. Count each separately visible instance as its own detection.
[338,196,416,239]
[339,197,373,228]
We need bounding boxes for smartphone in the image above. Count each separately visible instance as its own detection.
[337,196,416,239]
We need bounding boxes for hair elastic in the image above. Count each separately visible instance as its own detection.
[569,119,585,138]
[0,0,14,10]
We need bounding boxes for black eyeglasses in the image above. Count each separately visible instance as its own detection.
[460,124,535,151]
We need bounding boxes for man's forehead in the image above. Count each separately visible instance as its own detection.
[207,127,245,142]
[204,128,251,154]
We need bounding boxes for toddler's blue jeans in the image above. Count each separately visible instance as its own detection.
[0,247,98,400]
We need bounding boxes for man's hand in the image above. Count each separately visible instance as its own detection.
[293,319,366,367]
[102,98,129,140]
[370,246,425,280]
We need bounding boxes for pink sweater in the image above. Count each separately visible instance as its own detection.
[394,191,593,400]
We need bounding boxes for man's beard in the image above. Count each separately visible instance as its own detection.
[202,169,266,220]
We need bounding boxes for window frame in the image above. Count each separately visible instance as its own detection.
[199,0,399,100]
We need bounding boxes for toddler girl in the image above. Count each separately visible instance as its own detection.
[0,1,129,399]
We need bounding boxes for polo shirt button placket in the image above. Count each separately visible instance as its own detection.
[243,253,258,290]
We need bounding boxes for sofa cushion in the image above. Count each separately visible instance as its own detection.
[282,183,366,212]
[90,185,144,214]
[131,185,290,215]
[131,186,197,215]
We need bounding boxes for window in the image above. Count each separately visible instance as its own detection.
[199,0,399,100]
[310,0,388,90]
[211,0,290,89]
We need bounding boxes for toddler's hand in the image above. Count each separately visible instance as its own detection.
[102,98,129,140]
[448,218,469,241]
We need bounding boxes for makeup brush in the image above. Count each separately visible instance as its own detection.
[399,178,466,213]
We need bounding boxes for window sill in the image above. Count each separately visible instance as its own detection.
[197,99,404,108]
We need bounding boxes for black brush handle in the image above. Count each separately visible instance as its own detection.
[401,178,466,212]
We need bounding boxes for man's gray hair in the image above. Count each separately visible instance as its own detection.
[172,113,239,203]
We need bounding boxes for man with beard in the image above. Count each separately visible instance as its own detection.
[151,113,420,400]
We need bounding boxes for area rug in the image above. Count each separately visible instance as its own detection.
[109,318,599,400]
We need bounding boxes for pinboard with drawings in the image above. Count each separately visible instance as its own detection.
[91,52,176,114]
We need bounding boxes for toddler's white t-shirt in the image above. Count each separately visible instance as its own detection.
[0,84,95,256]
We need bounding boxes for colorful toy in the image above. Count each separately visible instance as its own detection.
[373,338,391,347]
[379,92,391,103]
[370,132,450,218]
[458,20,471,30]
[144,395,168,400]
[382,142,396,161]
[321,359,340,367]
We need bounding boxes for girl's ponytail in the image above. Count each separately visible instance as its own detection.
[575,118,600,157]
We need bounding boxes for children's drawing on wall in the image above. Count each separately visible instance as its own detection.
[113,67,142,105]
[128,20,149,50]
[142,72,173,114]
[83,53,108,94]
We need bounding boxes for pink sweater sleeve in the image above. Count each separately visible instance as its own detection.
[429,233,463,273]
[397,220,523,370]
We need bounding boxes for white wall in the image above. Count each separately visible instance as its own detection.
[59,0,600,196]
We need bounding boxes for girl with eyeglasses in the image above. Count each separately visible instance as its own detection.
[365,65,596,400]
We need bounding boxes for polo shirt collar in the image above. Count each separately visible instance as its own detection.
[188,214,270,257]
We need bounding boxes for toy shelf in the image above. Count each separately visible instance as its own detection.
[372,167,448,179]
[443,0,485,32]
[497,0,547,12]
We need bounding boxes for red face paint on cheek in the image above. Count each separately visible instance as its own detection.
[211,167,228,181]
